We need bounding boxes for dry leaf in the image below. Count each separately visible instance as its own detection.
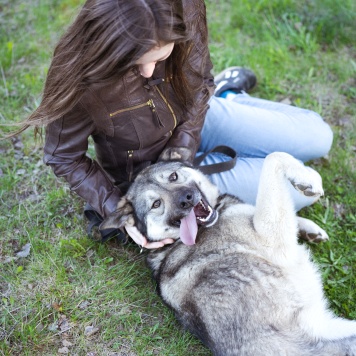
[84,325,100,337]
[16,243,31,258]
[62,339,73,347]
[3,256,17,264]
[58,347,69,354]
[48,322,58,332]
[16,169,26,176]
[78,300,90,310]
[280,97,292,105]
[52,302,63,312]
[35,323,44,332]
[58,315,71,333]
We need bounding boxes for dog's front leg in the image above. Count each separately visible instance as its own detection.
[253,152,324,259]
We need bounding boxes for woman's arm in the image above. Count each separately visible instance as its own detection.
[43,100,122,219]
[162,0,215,161]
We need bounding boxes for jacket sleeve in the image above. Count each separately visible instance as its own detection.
[164,0,215,160]
[43,101,122,218]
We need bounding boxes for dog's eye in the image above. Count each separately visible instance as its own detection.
[169,172,178,182]
[152,200,161,209]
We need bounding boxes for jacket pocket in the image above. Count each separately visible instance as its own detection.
[108,96,176,150]
[110,99,164,129]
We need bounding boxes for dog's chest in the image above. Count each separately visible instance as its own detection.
[198,204,258,248]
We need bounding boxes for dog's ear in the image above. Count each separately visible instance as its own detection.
[100,197,134,230]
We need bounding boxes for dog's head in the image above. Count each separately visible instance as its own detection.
[101,161,219,245]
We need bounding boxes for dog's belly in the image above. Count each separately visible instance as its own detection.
[157,207,327,344]
[159,246,309,355]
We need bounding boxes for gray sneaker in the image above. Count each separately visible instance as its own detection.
[214,67,257,97]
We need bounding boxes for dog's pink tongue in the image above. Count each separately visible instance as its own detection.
[180,209,198,245]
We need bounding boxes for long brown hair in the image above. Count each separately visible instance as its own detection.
[14,0,197,137]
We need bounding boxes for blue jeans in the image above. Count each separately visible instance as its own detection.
[198,93,333,211]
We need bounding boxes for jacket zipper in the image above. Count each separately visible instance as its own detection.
[155,87,177,135]
[127,150,134,182]
[109,102,148,117]
[147,99,164,128]
[109,99,164,128]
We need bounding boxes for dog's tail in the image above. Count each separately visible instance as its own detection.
[209,333,356,356]
[307,336,356,356]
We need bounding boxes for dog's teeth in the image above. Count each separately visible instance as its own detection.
[196,206,213,223]
[198,200,212,213]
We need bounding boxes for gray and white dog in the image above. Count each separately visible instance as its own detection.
[102,152,356,355]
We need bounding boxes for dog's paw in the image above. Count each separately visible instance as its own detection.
[297,217,329,243]
[289,167,324,199]
[158,147,193,163]
[299,230,329,243]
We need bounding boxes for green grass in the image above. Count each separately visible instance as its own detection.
[1,0,356,354]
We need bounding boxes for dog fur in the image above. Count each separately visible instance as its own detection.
[102,152,356,355]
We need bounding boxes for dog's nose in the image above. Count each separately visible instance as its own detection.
[179,191,195,209]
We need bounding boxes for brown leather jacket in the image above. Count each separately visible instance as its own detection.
[44,0,214,218]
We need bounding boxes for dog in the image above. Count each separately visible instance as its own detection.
[102,152,356,355]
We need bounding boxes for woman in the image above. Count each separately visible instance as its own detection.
[20,0,333,248]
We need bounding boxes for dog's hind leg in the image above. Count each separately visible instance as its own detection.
[253,152,323,258]
[297,217,329,243]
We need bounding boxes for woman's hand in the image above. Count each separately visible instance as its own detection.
[125,225,175,250]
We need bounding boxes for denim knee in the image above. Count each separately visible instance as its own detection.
[300,111,334,160]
